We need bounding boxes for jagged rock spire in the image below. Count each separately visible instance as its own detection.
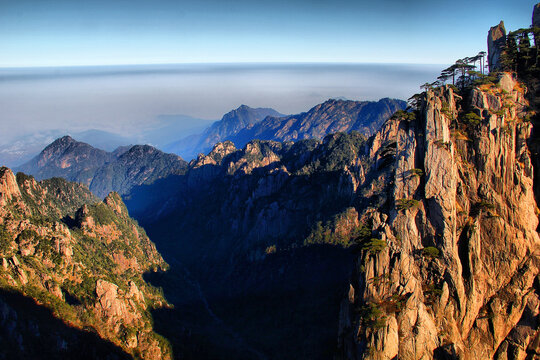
[487,21,506,72]
[533,3,540,28]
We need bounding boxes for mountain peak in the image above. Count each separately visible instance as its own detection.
[47,135,76,148]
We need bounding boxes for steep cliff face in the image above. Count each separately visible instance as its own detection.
[337,74,539,359]
[0,168,171,359]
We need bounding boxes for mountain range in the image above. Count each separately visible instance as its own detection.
[16,98,403,199]
[163,105,284,159]
[126,72,540,359]
[16,136,187,199]
[165,98,405,159]
[1,4,540,360]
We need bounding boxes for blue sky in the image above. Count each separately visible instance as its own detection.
[1,0,538,67]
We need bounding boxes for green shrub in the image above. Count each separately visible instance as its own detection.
[396,198,419,211]
[89,203,116,225]
[476,201,495,210]
[0,225,12,255]
[392,110,416,122]
[363,238,386,254]
[434,139,451,150]
[351,223,371,246]
[463,112,481,126]
[422,246,440,258]
[359,303,387,330]
[409,168,424,178]
[440,101,453,119]
[265,245,276,255]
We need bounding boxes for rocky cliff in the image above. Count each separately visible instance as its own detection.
[124,70,539,358]
[0,168,171,359]
[17,136,187,198]
[336,73,539,359]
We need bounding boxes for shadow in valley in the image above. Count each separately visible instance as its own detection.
[144,244,354,360]
[129,139,372,359]
[0,288,131,360]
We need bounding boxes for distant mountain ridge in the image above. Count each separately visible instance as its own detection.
[230,98,406,148]
[16,136,187,198]
[0,129,136,168]
[165,99,405,159]
[165,105,283,159]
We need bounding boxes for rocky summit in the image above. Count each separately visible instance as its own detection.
[487,21,506,72]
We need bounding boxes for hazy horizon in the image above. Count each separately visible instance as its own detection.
[0,62,443,142]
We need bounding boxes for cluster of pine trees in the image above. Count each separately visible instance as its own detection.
[500,26,540,79]
[419,52,488,93]
[419,24,540,96]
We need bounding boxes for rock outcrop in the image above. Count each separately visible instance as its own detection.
[336,74,540,359]
[0,167,21,206]
[488,21,506,72]
[0,169,171,359]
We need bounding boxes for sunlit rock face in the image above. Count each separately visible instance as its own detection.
[0,168,170,359]
[336,74,540,359]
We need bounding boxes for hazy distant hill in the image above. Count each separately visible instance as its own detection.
[230,98,406,148]
[0,129,135,168]
[165,99,405,159]
[16,136,187,198]
[164,105,284,159]
[140,114,215,148]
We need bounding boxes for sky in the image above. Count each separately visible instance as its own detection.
[0,0,538,67]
